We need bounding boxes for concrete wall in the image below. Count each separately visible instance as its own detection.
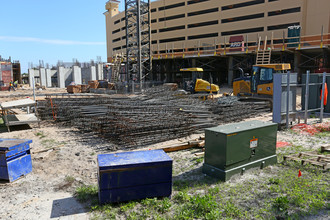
[58,66,72,88]
[81,66,97,84]
[28,69,40,87]
[30,65,101,88]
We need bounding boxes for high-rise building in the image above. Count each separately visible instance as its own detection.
[104,0,330,84]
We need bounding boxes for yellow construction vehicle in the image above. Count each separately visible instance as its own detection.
[233,63,291,98]
[180,68,219,93]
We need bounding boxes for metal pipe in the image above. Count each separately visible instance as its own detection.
[33,76,36,101]
[320,72,326,122]
[137,0,142,91]
[304,70,310,124]
[286,71,290,129]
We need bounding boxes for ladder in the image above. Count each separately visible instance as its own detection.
[256,36,271,65]
[111,54,122,83]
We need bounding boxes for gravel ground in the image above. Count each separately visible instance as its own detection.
[0,87,329,219]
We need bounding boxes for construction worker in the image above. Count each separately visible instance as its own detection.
[8,81,15,91]
[14,80,18,88]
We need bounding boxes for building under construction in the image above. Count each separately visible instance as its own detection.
[104,0,330,86]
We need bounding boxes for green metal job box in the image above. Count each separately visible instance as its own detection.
[203,120,277,181]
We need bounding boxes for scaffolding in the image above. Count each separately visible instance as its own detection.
[125,0,152,89]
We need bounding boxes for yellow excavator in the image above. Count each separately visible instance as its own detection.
[180,68,219,93]
[233,63,291,99]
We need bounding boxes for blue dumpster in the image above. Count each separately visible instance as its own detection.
[0,139,33,182]
[98,149,172,204]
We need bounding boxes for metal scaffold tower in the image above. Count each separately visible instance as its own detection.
[125,0,152,89]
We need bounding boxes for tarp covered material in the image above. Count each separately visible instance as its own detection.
[291,122,330,135]
[0,98,35,109]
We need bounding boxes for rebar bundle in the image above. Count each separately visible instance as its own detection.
[37,87,270,147]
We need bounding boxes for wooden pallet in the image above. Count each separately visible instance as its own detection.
[283,151,330,170]
[321,145,330,153]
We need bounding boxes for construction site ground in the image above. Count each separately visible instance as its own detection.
[0,87,329,220]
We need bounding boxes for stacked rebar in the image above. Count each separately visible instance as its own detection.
[37,87,270,147]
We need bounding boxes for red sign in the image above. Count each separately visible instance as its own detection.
[229,35,245,52]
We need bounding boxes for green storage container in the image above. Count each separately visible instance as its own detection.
[203,120,277,181]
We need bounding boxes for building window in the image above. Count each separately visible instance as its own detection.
[151,8,157,13]
[112,37,121,43]
[151,19,157,23]
[112,29,120,34]
[114,19,120,25]
[222,0,265,11]
[267,22,300,31]
[159,2,185,11]
[121,27,125,31]
[221,27,264,36]
[159,37,185,43]
[113,46,121,51]
[121,17,125,21]
[222,13,264,23]
[152,40,157,44]
[159,25,185,33]
[159,14,185,22]
[188,0,210,5]
[151,30,157,34]
[188,20,218,28]
[188,8,218,17]
[188,32,218,40]
[268,0,278,2]
[268,7,301,17]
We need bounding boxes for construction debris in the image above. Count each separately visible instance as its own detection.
[321,145,330,153]
[283,151,330,170]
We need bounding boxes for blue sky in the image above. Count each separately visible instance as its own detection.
[0,0,128,73]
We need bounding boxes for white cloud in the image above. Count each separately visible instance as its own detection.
[0,36,105,45]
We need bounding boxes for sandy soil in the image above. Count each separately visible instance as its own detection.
[0,87,328,220]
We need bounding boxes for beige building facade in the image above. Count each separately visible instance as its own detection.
[104,0,330,62]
